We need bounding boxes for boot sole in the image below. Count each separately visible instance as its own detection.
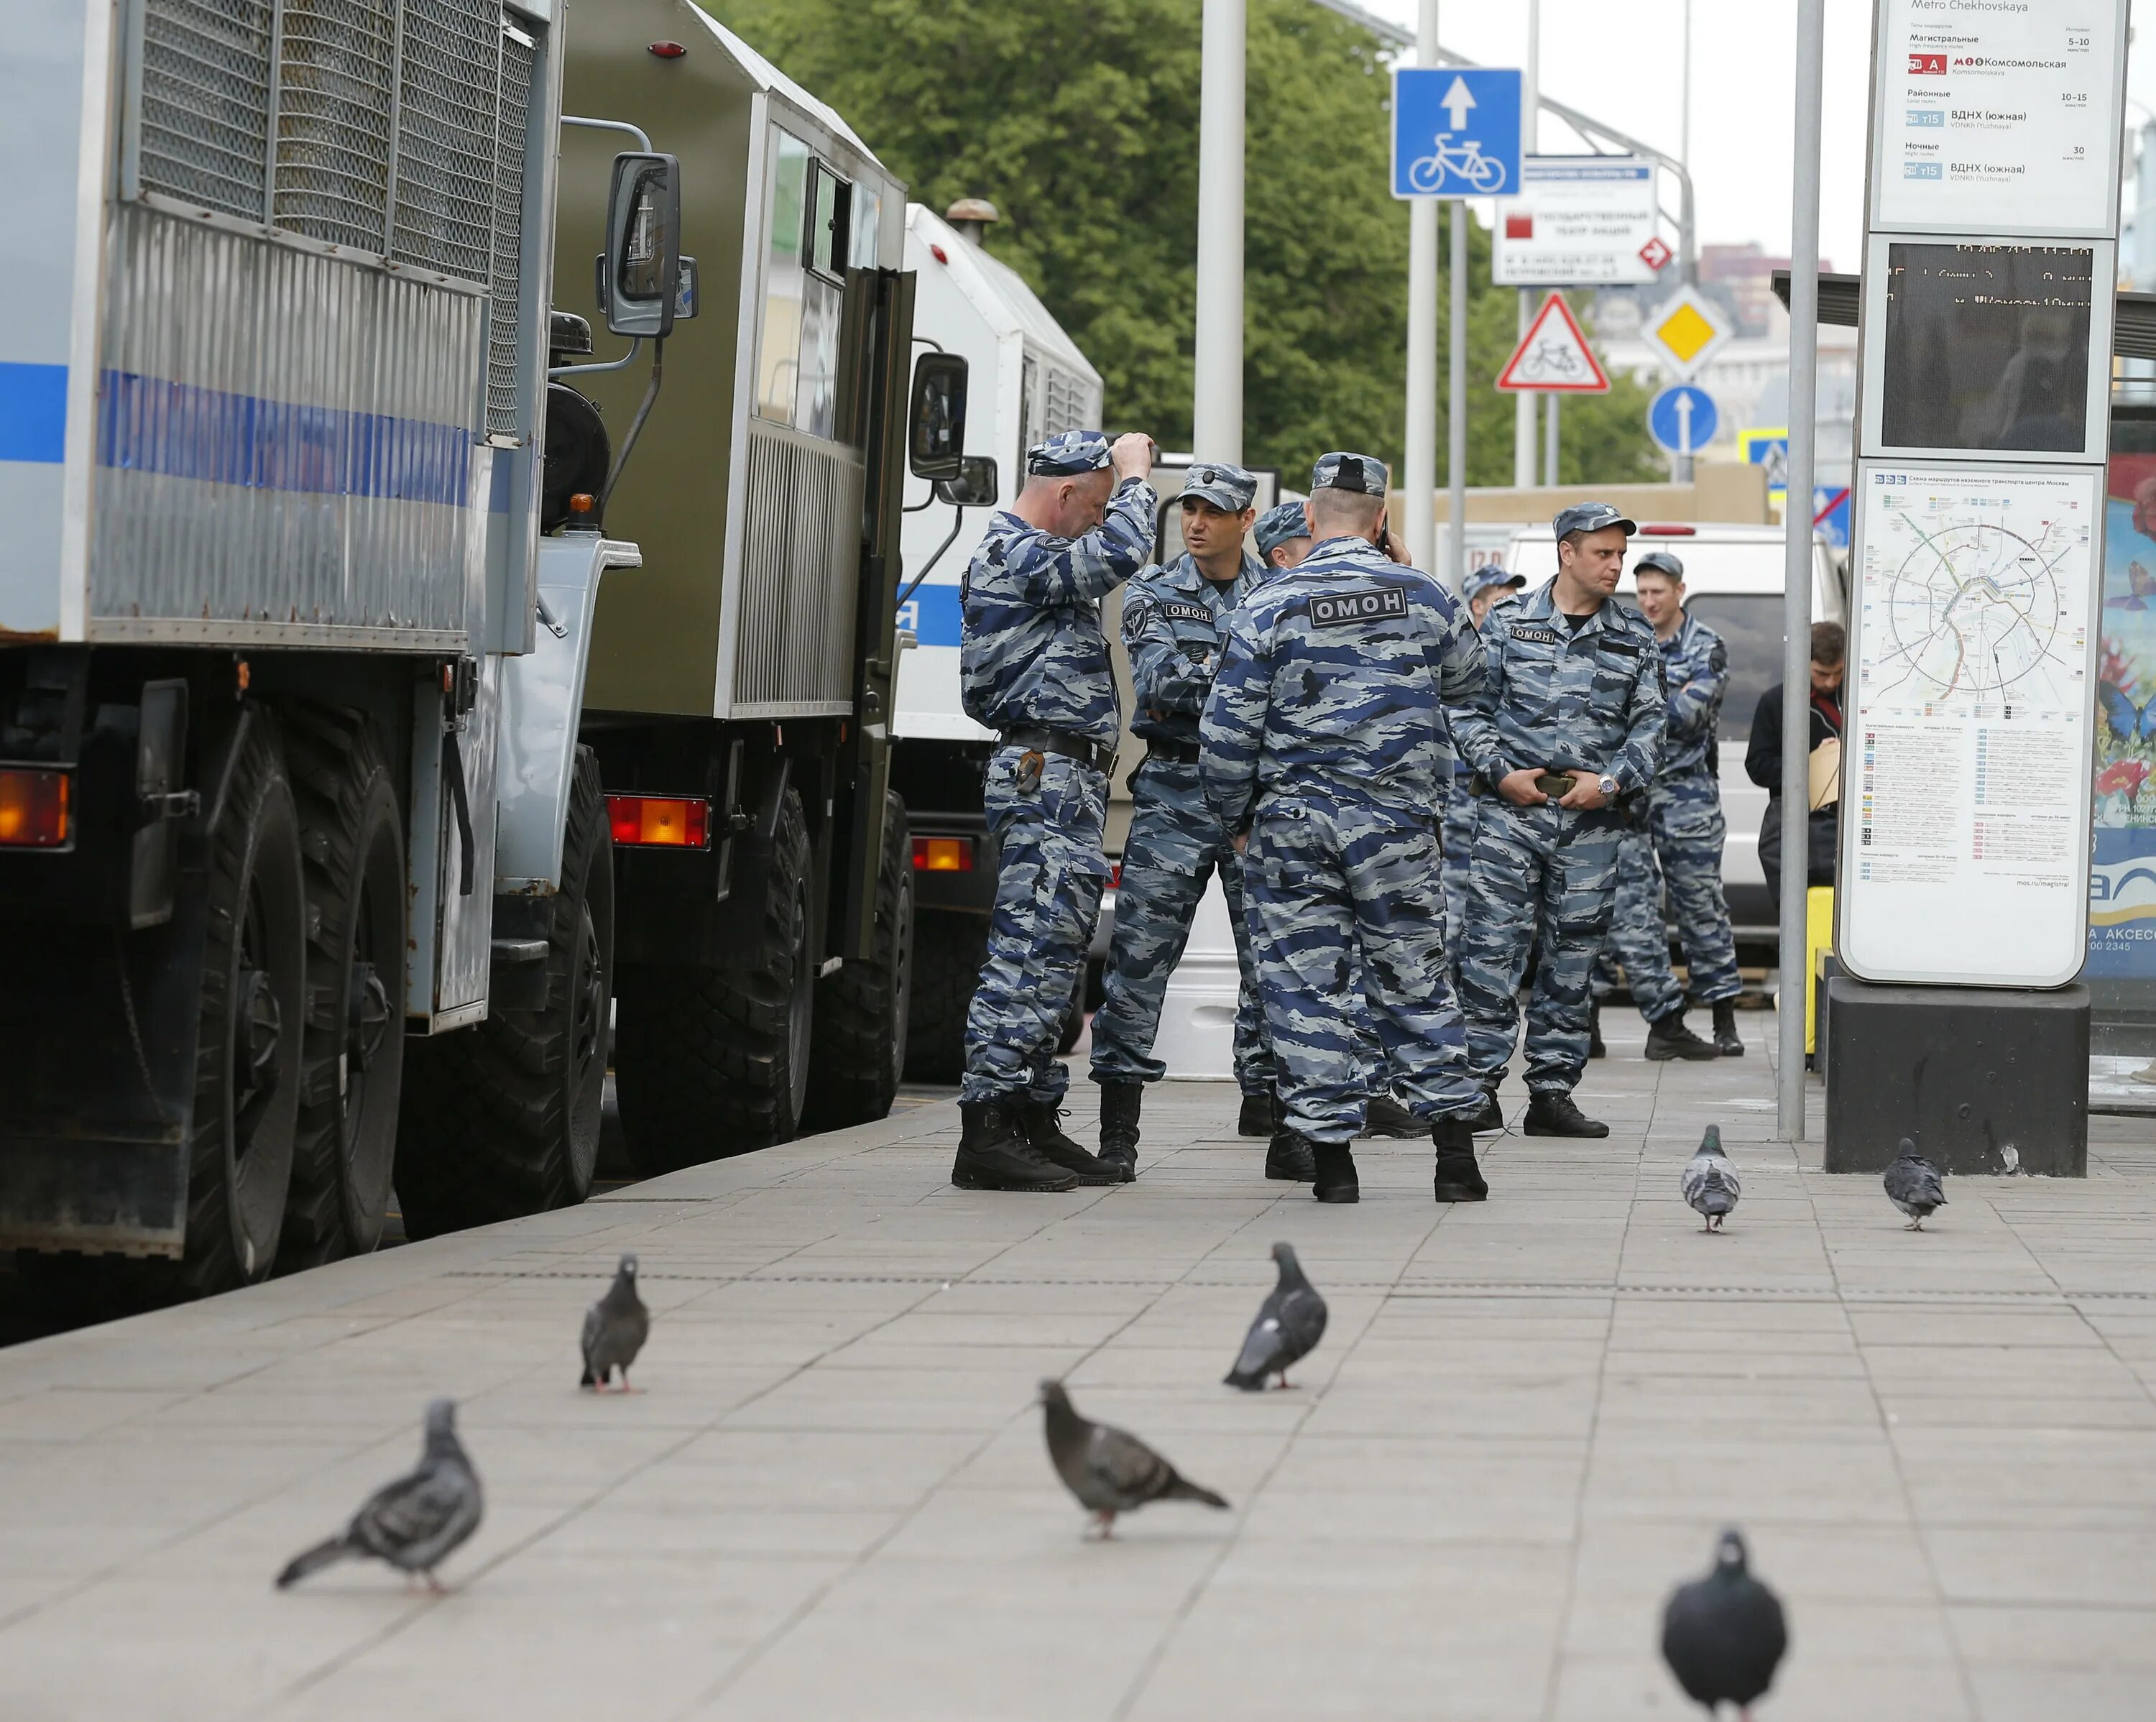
[1265,1167,1316,1183]
[1313,1187,1360,1203]
[1432,1184,1489,1202]
[1521,1120,1610,1138]
[1644,1045,1721,1062]
[1717,1046,1746,1057]
[952,1169,1079,1192]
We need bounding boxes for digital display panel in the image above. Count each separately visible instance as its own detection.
[1879,244,2094,455]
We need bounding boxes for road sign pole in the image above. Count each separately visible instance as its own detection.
[1544,393,1560,486]
[1778,0,1825,1143]
[1448,198,1468,591]
[1514,0,1539,489]
[1401,0,1441,574]
[1192,0,1245,461]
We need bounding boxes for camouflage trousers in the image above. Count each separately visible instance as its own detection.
[1455,798,1622,1093]
[961,746,1109,1106]
[1089,759,1274,1095]
[1439,775,1478,960]
[1243,797,1483,1144]
[1592,773,1743,1019]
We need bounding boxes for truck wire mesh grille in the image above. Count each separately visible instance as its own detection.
[137,0,274,219]
[485,26,533,438]
[270,0,395,249]
[391,0,498,282]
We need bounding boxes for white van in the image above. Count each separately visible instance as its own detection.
[1499,522,1848,943]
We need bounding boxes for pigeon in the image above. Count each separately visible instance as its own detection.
[1038,1379,1230,1538]
[1680,1126,1741,1233]
[275,1399,483,1593]
[580,1252,650,1391]
[1660,1527,1789,1720]
[1884,1138,1947,1230]
[1223,1241,1327,1390]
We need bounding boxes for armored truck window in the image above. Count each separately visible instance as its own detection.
[755,130,812,425]
[849,187,882,270]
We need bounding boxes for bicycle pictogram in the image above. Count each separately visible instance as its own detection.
[1406,132,1508,195]
[1524,339,1587,381]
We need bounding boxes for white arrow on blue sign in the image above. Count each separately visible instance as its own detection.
[1392,68,1523,199]
[1647,385,1718,456]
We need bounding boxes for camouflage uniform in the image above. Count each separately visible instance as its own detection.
[1090,464,1275,1097]
[1442,569,1524,954]
[1593,609,1742,1018]
[1447,570,1665,1094]
[1202,454,1488,1145]
[959,433,1156,1106]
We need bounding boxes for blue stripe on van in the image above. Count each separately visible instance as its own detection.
[0,362,68,464]
[895,581,964,648]
[97,371,471,507]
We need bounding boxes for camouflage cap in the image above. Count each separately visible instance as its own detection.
[1311,451,1389,496]
[1634,548,1685,579]
[1463,564,1526,602]
[1179,461,1258,514]
[1026,430,1113,476]
[1253,499,1312,559]
[1552,501,1637,540]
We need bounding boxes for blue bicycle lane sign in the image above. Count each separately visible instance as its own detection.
[1392,67,1523,199]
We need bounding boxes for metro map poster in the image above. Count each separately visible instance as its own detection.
[2091,450,2156,983]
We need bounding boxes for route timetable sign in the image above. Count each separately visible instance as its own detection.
[1871,0,2129,238]
[1391,68,1522,200]
[1493,157,1664,286]
[1841,464,2101,985]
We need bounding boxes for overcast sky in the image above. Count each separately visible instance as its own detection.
[1361,0,2156,270]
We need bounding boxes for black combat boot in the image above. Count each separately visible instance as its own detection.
[1309,1137,1359,1203]
[1431,1116,1488,1203]
[1095,1080,1141,1182]
[1360,1092,1424,1139]
[1588,1000,1606,1059]
[1460,1087,1504,1134]
[1264,1126,1317,1182]
[1711,999,1745,1057]
[1018,1101,1120,1186]
[1644,1008,1720,1062]
[1522,1090,1609,1138]
[953,1101,1078,1192]
[1236,1090,1277,1138]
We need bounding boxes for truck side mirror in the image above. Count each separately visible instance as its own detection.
[602,152,682,339]
[908,352,968,480]
[933,456,998,509]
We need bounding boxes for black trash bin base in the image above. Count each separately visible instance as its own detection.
[1822,977,2088,1177]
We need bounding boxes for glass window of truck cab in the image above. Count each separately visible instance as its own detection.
[756,126,877,443]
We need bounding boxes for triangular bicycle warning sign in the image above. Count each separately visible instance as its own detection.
[1495,293,1611,394]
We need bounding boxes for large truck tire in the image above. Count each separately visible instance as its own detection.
[903,911,985,1084]
[395,747,614,1238]
[277,706,405,1269]
[801,792,912,1131]
[177,711,307,1294]
[614,786,812,1171]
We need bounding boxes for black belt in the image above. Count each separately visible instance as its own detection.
[1145,738,1202,766]
[1000,727,1116,774]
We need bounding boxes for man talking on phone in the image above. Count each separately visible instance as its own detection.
[1446,503,1666,1138]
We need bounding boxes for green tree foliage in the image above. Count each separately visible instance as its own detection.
[720,0,1664,488]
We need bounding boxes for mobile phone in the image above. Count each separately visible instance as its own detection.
[1376,522,1394,556]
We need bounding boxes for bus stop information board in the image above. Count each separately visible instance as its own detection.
[1874,0,2126,236]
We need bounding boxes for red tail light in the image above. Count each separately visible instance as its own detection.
[1110,861,1123,889]
[1638,522,1697,535]
[605,793,710,849]
[0,768,69,848]
[911,836,973,872]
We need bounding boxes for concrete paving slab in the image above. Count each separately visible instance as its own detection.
[0,1016,2151,1718]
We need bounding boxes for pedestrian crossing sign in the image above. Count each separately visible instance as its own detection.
[1739,426,1790,507]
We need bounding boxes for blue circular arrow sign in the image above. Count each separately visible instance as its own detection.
[1648,385,1718,456]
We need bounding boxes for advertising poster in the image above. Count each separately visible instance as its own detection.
[2089,452,2156,981]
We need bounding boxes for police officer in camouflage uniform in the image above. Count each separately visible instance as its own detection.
[1590,549,1746,1059]
[1254,499,1313,572]
[955,428,1158,1192]
[1443,565,1526,952]
[1202,453,1491,1205]
[1447,503,1666,1138]
[1089,463,1277,1179]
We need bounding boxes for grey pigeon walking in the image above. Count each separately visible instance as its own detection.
[1224,1241,1327,1390]
[1680,1126,1741,1233]
[1038,1379,1229,1538]
[1884,1139,1947,1230]
[580,1252,650,1391]
[275,1399,483,1593]
[1661,1527,1789,1720]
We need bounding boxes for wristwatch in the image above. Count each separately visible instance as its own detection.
[1597,773,1619,798]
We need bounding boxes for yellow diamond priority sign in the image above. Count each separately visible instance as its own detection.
[1644,285,1733,381]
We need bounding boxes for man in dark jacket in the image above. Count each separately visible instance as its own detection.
[1745,620,1845,913]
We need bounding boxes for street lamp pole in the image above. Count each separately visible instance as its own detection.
[1402,0,1441,573]
[1193,0,1246,461]
[1514,0,1539,490]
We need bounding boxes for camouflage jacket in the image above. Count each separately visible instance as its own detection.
[1199,535,1487,829]
[1652,609,1727,779]
[1123,548,1266,747]
[1445,577,1666,795]
[960,478,1157,747]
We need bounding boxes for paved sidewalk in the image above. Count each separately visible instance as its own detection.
[1,1013,2152,1721]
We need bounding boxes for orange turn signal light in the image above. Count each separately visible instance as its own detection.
[911,836,973,872]
[606,793,710,850]
[0,768,70,848]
